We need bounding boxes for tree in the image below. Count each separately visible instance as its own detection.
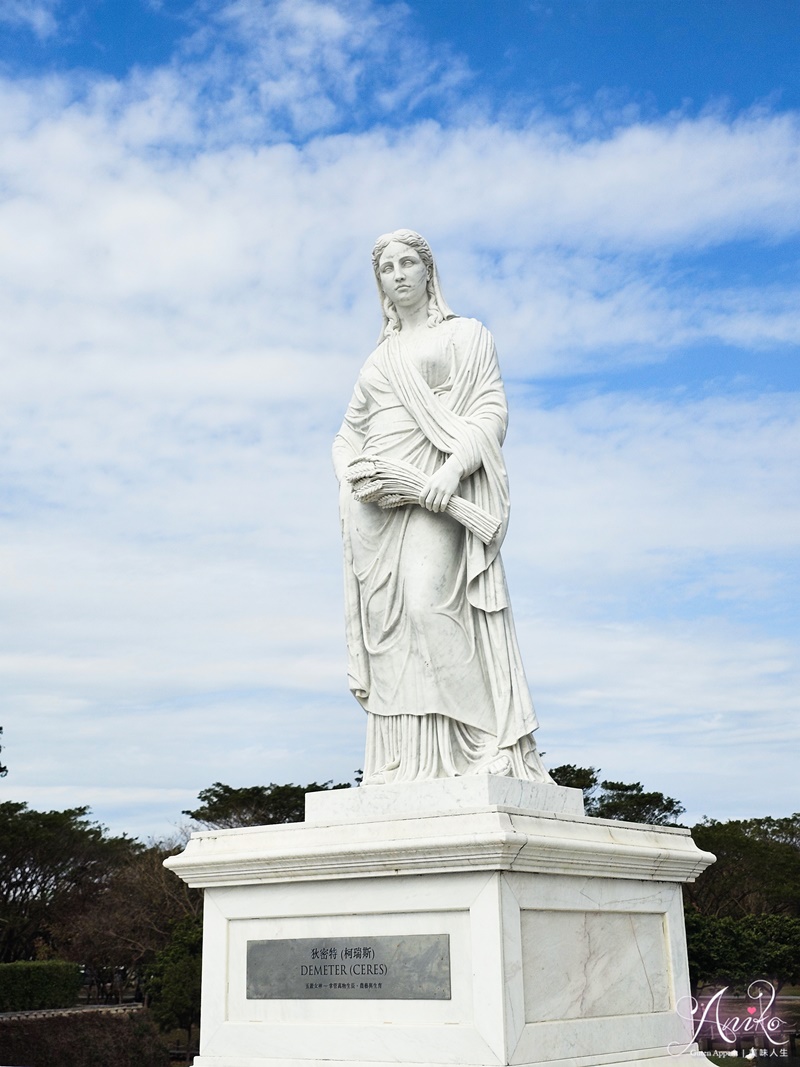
[594,780,685,824]
[549,765,685,824]
[46,833,204,1057]
[684,814,800,993]
[183,780,352,829]
[684,911,800,994]
[145,916,203,1062]
[50,838,202,1002]
[0,802,138,963]
[686,815,800,918]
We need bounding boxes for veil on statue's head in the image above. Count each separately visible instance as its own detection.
[371,229,456,342]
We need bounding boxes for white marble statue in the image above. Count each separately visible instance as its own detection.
[333,230,550,786]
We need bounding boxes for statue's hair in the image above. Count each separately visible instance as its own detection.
[371,229,456,342]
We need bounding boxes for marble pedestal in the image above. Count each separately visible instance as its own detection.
[165,777,714,1067]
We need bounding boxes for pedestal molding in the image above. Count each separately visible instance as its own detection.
[166,809,713,888]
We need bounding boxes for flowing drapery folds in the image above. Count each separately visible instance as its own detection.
[334,317,548,783]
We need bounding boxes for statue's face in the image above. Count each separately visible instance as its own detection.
[377,241,429,312]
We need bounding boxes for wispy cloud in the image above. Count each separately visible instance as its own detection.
[0,0,60,38]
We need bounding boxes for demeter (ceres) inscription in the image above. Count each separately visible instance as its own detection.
[246,934,451,1000]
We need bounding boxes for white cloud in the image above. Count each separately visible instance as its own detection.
[2,79,799,387]
[0,0,60,38]
[505,391,800,576]
[134,0,472,144]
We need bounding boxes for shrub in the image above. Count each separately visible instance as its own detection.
[0,960,82,1011]
[0,1008,169,1067]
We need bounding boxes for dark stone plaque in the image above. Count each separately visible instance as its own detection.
[246,934,451,1000]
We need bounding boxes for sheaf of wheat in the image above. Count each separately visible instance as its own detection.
[345,456,501,545]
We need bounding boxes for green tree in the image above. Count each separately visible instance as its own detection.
[145,916,203,1062]
[594,780,685,824]
[685,814,800,993]
[549,765,685,824]
[687,815,800,918]
[684,911,800,994]
[0,801,137,963]
[684,910,745,993]
[183,780,352,829]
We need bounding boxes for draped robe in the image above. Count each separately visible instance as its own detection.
[333,317,548,783]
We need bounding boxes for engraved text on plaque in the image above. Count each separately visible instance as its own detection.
[246,934,451,1000]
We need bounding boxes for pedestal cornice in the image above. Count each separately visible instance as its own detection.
[166,788,714,889]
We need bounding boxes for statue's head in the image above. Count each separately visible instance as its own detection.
[371,229,454,340]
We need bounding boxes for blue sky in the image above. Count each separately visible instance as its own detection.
[6,1,800,116]
[1,0,798,839]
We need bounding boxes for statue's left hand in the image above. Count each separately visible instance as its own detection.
[419,460,462,513]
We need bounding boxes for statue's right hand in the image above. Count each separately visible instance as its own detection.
[419,462,462,514]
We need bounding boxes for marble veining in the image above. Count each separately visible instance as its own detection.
[521,910,670,1022]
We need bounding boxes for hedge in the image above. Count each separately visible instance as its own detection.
[0,961,82,1012]
[0,1009,170,1067]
